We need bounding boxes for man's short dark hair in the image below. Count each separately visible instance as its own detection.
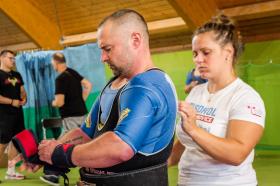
[52,52,66,64]
[98,9,149,36]
[0,50,16,57]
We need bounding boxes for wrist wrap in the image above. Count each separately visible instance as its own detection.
[12,129,44,164]
[12,129,71,184]
[51,144,76,168]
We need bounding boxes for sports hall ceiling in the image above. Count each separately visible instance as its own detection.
[1,0,280,53]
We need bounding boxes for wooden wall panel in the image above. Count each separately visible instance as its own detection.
[0,12,30,46]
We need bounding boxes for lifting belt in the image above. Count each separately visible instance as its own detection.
[79,162,168,186]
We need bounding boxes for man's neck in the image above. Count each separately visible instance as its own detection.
[111,77,128,90]
[128,62,154,79]
[126,51,154,79]
[0,65,12,73]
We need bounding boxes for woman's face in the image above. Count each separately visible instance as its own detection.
[192,31,231,80]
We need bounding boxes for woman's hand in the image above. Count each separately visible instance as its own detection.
[178,101,198,135]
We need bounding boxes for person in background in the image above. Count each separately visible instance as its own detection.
[184,66,207,94]
[0,50,27,180]
[40,52,92,185]
[168,14,265,186]
[51,52,92,134]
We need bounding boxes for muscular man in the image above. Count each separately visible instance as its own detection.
[0,50,27,180]
[13,9,177,186]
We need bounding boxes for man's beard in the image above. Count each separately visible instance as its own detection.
[107,59,132,77]
[108,63,122,77]
[112,68,121,76]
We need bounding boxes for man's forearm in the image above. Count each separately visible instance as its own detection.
[38,128,90,165]
[52,99,63,107]
[0,95,13,105]
[20,96,27,105]
[82,91,90,101]
[58,128,91,145]
[52,94,65,107]
[52,99,58,107]
[71,132,134,168]
[81,79,92,101]
[20,87,27,105]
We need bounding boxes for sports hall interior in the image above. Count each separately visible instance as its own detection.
[0,0,280,185]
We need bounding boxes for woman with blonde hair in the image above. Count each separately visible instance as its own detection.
[168,14,265,186]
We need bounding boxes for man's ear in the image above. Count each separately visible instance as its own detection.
[131,32,141,49]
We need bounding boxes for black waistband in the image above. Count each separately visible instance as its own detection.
[80,162,168,186]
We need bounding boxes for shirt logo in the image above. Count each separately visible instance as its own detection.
[5,77,19,86]
[247,105,262,117]
[85,114,91,128]
[117,108,130,124]
[196,114,214,123]
[191,103,216,124]
[97,122,105,131]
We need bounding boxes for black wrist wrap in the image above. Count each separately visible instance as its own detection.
[51,144,76,168]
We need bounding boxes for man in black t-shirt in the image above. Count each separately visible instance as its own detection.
[51,52,92,134]
[0,50,27,180]
[40,52,92,184]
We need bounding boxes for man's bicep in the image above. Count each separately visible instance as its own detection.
[115,115,153,153]
[114,88,157,152]
[54,94,64,102]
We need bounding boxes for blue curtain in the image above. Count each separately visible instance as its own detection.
[64,43,105,93]
[64,43,106,109]
[16,51,59,140]
[15,43,105,141]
